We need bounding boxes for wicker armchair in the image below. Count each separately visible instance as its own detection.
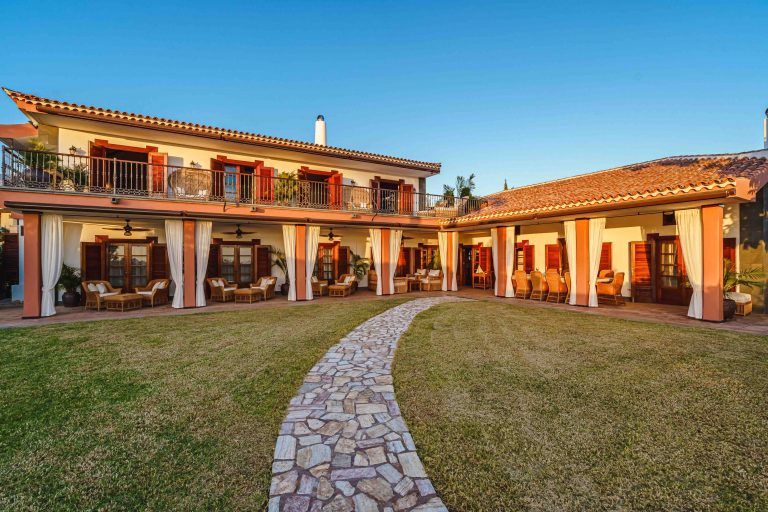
[513,271,531,299]
[207,277,238,302]
[251,276,277,300]
[311,276,329,296]
[337,274,359,293]
[82,280,122,310]
[420,270,443,291]
[598,269,615,280]
[545,271,568,303]
[135,279,170,307]
[530,271,549,301]
[597,271,625,305]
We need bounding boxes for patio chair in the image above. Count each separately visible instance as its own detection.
[545,271,568,303]
[329,274,357,297]
[563,271,572,303]
[596,272,625,305]
[420,269,443,291]
[207,277,237,302]
[251,276,276,301]
[513,270,531,299]
[530,271,549,301]
[337,274,358,293]
[82,280,122,310]
[135,278,170,307]
[311,276,329,296]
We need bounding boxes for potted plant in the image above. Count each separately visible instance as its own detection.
[349,250,370,281]
[57,264,82,307]
[274,171,299,206]
[723,260,764,320]
[270,248,290,295]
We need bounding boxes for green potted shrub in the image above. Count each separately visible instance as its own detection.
[57,264,82,307]
[723,260,764,320]
[349,251,370,281]
[274,171,298,206]
[270,248,290,295]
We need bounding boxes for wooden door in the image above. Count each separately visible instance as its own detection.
[106,242,149,292]
[655,236,690,305]
[630,240,655,302]
[399,183,414,214]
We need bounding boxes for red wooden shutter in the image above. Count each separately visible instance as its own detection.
[89,142,107,189]
[630,241,654,302]
[524,245,535,273]
[599,242,612,271]
[479,247,492,273]
[328,173,343,209]
[255,246,271,279]
[337,246,350,277]
[1,233,19,285]
[148,152,168,195]
[81,242,104,281]
[399,183,414,214]
[207,244,220,278]
[723,238,736,271]
[150,244,168,279]
[257,166,275,203]
[545,244,561,271]
[210,159,225,199]
[396,247,407,276]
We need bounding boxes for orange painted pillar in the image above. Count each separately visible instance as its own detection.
[22,212,42,318]
[295,225,307,300]
[574,219,590,306]
[445,232,454,290]
[702,205,724,321]
[495,227,507,297]
[381,229,392,295]
[183,220,196,308]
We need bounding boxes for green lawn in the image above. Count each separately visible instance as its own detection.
[394,301,768,511]
[0,299,404,511]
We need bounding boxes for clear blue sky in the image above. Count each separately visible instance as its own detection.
[1,1,766,195]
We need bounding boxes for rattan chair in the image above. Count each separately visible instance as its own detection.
[513,270,531,299]
[336,274,359,293]
[135,278,170,307]
[251,276,277,301]
[597,272,625,305]
[207,277,237,302]
[82,280,122,310]
[311,276,329,296]
[545,271,568,303]
[530,271,549,301]
[420,270,443,291]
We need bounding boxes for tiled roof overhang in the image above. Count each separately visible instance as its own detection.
[3,88,441,174]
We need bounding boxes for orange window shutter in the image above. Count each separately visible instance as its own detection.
[328,173,343,209]
[399,183,414,214]
[600,242,612,271]
[148,152,168,194]
[524,245,535,273]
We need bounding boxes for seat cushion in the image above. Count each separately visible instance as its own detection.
[223,287,237,292]
[99,292,119,297]
[87,283,98,292]
[96,283,108,294]
[428,270,440,277]
[726,292,752,303]
[137,291,153,296]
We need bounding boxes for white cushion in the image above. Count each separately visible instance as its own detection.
[223,287,237,292]
[152,281,164,291]
[476,266,484,274]
[311,276,318,283]
[213,279,223,288]
[96,283,107,294]
[726,292,752,304]
[87,283,98,292]
[137,291,153,296]
[344,275,355,284]
[421,278,429,284]
[99,291,118,297]
[428,270,440,277]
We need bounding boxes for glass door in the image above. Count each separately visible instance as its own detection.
[656,237,688,305]
[107,243,149,291]
[220,245,253,287]
[224,164,238,202]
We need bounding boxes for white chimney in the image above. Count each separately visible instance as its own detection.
[315,115,326,146]
[764,109,768,149]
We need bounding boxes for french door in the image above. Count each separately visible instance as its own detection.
[220,245,253,287]
[655,236,691,305]
[107,243,149,292]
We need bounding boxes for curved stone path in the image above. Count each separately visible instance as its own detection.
[268,297,465,512]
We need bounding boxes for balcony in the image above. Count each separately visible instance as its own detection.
[0,148,483,218]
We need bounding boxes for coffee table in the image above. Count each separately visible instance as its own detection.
[104,293,143,312]
[235,288,262,303]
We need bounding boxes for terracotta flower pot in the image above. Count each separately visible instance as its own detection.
[281,283,290,296]
[62,291,81,307]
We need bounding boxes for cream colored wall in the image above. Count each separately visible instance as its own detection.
[56,128,420,192]
[0,213,18,232]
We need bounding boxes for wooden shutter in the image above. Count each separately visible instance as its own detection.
[328,173,343,209]
[479,247,492,273]
[337,246,350,277]
[89,142,107,189]
[207,244,220,278]
[257,166,275,202]
[1,233,19,285]
[599,242,612,271]
[723,238,736,271]
[396,247,407,276]
[255,246,271,279]
[81,242,104,281]
[148,152,168,195]
[370,179,381,210]
[545,244,561,271]
[399,183,414,214]
[210,159,225,199]
[630,241,655,302]
[523,245,535,273]
[150,244,168,279]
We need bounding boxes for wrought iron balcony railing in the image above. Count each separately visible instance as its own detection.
[0,148,484,218]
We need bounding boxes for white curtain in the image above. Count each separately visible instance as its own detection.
[305,226,320,300]
[282,225,297,301]
[676,209,703,319]
[369,228,383,295]
[449,232,458,291]
[195,221,212,307]
[588,218,605,307]
[165,220,185,308]
[564,220,578,305]
[491,229,500,296]
[40,214,63,317]
[437,231,450,291]
[388,230,402,294]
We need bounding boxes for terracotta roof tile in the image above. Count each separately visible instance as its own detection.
[453,156,768,224]
[2,88,441,173]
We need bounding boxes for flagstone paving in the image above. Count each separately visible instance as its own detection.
[268,297,466,512]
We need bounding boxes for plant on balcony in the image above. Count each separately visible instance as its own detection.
[57,264,82,307]
[349,251,370,281]
[59,163,89,190]
[274,171,299,206]
[270,247,290,295]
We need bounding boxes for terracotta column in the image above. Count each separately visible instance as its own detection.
[445,232,455,290]
[574,219,590,306]
[22,212,42,319]
[295,225,308,300]
[380,228,392,295]
[183,219,196,308]
[494,227,508,297]
[702,205,724,321]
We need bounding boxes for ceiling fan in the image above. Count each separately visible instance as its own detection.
[104,219,151,237]
[222,224,257,239]
[320,228,340,241]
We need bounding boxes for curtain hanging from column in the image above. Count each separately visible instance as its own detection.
[388,229,402,294]
[369,228,383,295]
[675,209,703,319]
[588,218,605,307]
[448,232,459,291]
[305,226,320,300]
[491,227,515,297]
[165,220,185,309]
[195,221,212,307]
[491,229,500,296]
[40,214,63,317]
[564,220,578,305]
[437,231,450,291]
[282,225,298,301]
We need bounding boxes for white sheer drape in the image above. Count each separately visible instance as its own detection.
[40,214,63,317]
[369,228,383,295]
[588,218,605,307]
[389,229,402,294]
[195,221,212,307]
[676,209,703,319]
[437,231,449,291]
[564,220,578,305]
[449,232,459,291]
[283,225,297,301]
[305,226,320,300]
[165,220,185,308]
[504,228,515,297]
[491,229,500,296]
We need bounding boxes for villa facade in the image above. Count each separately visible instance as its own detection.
[1,88,766,321]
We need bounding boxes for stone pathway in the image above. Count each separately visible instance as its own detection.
[269,297,465,512]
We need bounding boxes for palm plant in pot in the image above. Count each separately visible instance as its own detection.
[270,248,290,295]
[723,260,764,320]
[349,251,370,281]
[57,264,82,307]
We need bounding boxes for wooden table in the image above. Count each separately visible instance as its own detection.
[407,277,422,292]
[104,293,143,312]
[235,288,262,303]
[329,284,351,297]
